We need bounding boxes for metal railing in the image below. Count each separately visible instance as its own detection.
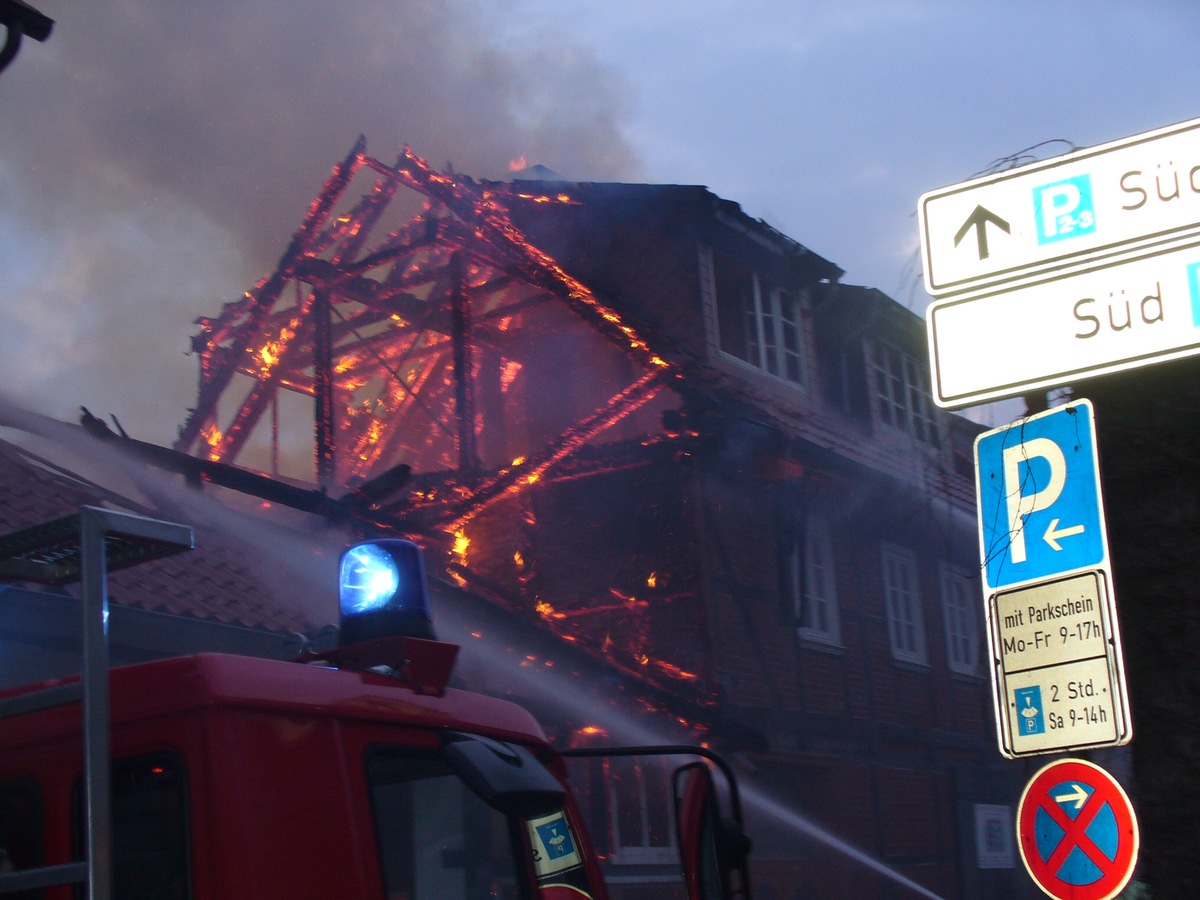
[0,507,193,898]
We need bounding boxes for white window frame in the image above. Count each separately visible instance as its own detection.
[866,340,939,445]
[881,543,927,664]
[741,275,806,387]
[793,519,840,645]
[606,757,677,865]
[940,563,980,675]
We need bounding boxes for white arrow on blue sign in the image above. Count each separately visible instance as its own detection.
[975,400,1109,590]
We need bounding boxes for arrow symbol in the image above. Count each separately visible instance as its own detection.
[953,205,1011,260]
[1053,783,1089,810]
[1044,517,1085,551]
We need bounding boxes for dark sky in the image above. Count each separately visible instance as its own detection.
[3,1,1200,442]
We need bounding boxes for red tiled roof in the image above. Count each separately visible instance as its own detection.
[0,436,323,634]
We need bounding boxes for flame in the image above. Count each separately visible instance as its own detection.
[357,417,386,461]
[500,359,522,391]
[201,421,223,448]
[512,191,581,206]
[513,551,525,570]
[508,154,528,172]
[646,572,657,588]
[650,659,698,682]
[451,529,470,563]
[200,421,223,461]
[253,326,295,377]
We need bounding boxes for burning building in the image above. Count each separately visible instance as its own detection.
[0,139,1029,897]
[163,140,1028,898]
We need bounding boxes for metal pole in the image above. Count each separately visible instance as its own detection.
[80,508,112,900]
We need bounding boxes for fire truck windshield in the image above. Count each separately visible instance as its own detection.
[366,745,600,900]
[367,746,521,898]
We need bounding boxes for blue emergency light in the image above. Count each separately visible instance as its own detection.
[338,539,435,644]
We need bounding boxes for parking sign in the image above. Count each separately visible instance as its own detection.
[975,401,1107,590]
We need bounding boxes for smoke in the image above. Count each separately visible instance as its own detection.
[0,1,641,444]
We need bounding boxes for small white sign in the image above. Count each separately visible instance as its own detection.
[989,571,1131,758]
[974,804,1015,869]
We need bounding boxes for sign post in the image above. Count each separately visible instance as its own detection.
[975,400,1131,758]
[1017,758,1139,900]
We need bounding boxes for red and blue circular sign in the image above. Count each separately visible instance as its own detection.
[1017,758,1139,900]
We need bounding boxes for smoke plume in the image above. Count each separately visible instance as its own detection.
[0,1,641,444]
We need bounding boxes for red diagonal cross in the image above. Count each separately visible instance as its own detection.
[1040,786,1113,877]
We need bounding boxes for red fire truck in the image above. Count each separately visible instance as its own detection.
[0,508,750,899]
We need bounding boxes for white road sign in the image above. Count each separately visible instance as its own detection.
[920,116,1200,296]
[926,235,1200,408]
[990,571,1131,758]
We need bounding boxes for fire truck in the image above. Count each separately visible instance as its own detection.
[0,507,751,899]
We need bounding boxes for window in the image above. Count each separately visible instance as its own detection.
[941,564,980,674]
[607,756,676,865]
[0,779,43,900]
[741,277,805,385]
[74,753,190,900]
[866,341,939,445]
[881,544,926,664]
[792,519,840,645]
[366,747,521,899]
[367,742,597,899]
[711,250,807,387]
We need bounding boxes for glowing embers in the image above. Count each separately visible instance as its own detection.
[199,421,223,462]
[535,599,565,621]
[179,136,681,505]
[252,324,295,378]
[451,528,470,564]
[436,369,669,532]
[390,145,671,373]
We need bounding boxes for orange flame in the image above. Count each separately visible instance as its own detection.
[451,529,470,564]
[200,421,223,461]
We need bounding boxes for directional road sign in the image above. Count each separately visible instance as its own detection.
[1017,758,1139,900]
[920,116,1200,409]
[920,115,1200,296]
[927,234,1200,408]
[975,401,1107,590]
[975,401,1131,758]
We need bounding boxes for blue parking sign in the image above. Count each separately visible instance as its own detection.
[1033,174,1097,244]
[975,401,1108,589]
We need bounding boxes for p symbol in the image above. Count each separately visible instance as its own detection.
[1034,174,1096,244]
[1040,184,1079,236]
[1002,438,1065,564]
